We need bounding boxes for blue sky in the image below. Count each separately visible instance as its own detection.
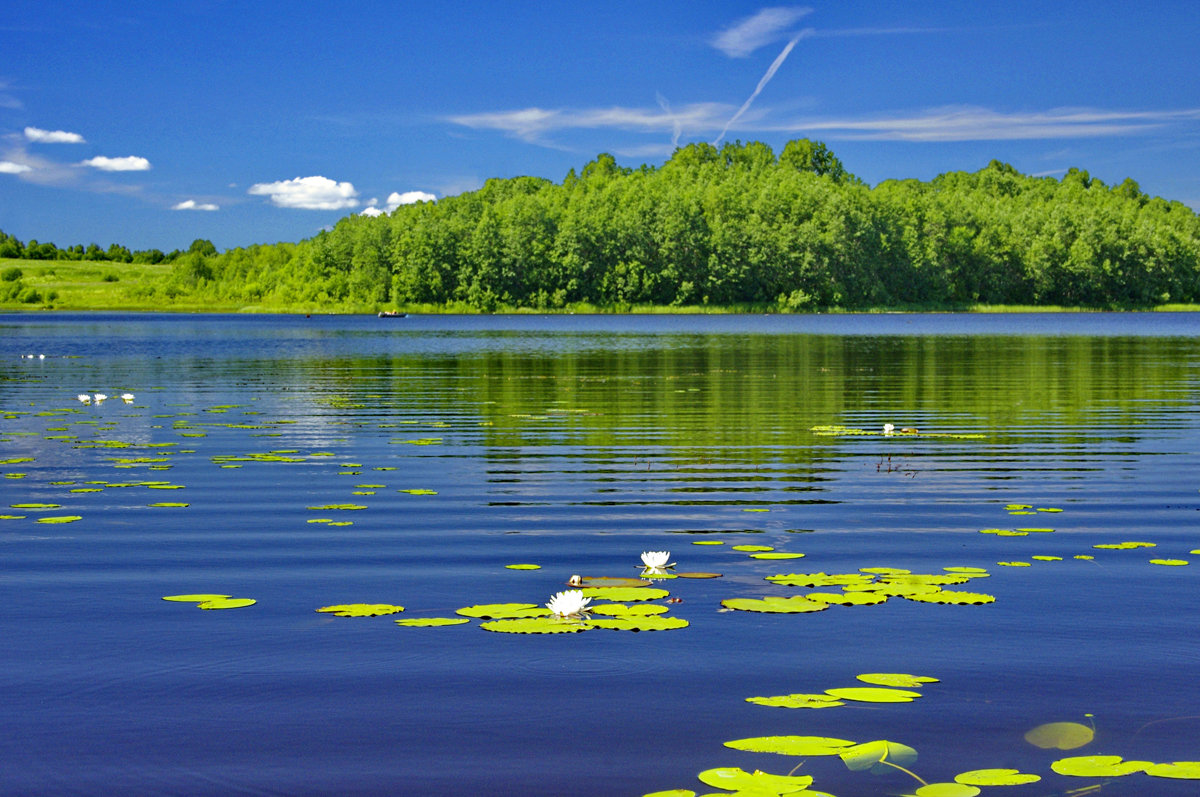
[3,1,1198,252]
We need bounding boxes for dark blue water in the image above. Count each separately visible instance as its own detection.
[1,313,1199,796]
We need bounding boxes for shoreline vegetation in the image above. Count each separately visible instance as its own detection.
[3,139,1199,314]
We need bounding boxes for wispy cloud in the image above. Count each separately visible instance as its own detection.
[712,6,813,57]
[80,155,151,171]
[446,102,736,146]
[172,199,219,211]
[0,160,32,174]
[248,175,359,210]
[766,106,1200,142]
[25,126,86,144]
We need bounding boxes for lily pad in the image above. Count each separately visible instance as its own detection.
[721,596,829,614]
[394,617,470,627]
[1024,721,1094,750]
[588,616,689,632]
[505,564,541,570]
[1050,755,1151,777]
[163,594,231,602]
[750,552,807,560]
[479,617,590,634]
[590,603,669,617]
[1150,559,1189,566]
[856,673,939,688]
[198,598,256,609]
[674,572,722,579]
[731,544,774,552]
[903,591,995,605]
[37,515,83,524]
[745,693,845,709]
[696,767,812,794]
[456,603,551,619]
[578,587,668,602]
[806,591,888,606]
[316,604,405,617]
[914,784,979,797]
[954,768,1042,786]
[724,735,856,756]
[767,572,874,588]
[1146,762,1200,780]
[839,740,919,774]
[575,576,652,588]
[825,687,923,703]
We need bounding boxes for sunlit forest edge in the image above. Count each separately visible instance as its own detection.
[3,139,1199,313]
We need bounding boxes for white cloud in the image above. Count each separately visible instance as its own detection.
[386,190,435,207]
[0,160,32,174]
[25,126,85,144]
[360,190,436,217]
[173,199,219,211]
[713,6,813,57]
[247,175,359,210]
[80,155,151,171]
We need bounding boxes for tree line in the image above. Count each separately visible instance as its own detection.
[6,139,1200,310]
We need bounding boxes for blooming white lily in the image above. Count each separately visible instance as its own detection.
[77,393,92,404]
[93,393,107,404]
[640,550,675,571]
[545,589,591,618]
[120,393,135,403]
[883,423,895,435]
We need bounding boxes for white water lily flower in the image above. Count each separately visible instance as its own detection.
[640,551,675,570]
[883,423,895,435]
[77,393,92,404]
[120,393,135,403]
[546,589,591,618]
[93,393,107,403]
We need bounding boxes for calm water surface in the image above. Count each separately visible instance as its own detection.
[1,312,1198,796]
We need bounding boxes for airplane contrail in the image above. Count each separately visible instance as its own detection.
[713,29,812,146]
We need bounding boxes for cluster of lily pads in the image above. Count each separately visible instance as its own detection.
[981,504,1196,568]
[643,672,1200,796]
[722,566,995,613]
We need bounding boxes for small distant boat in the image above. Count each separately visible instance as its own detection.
[377,311,407,318]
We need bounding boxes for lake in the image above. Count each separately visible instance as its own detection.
[2,312,1199,796]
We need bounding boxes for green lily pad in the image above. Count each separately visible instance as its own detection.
[954,768,1042,786]
[37,515,83,524]
[10,503,61,509]
[806,591,888,606]
[149,502,189,508]
[1146,762,1200,780]
[674,572,722,579]
[578,587,668,601]
[588,616,689,632]
[825,687,922,703]
[839,740,919,774]
[1150,559,1189,566]
[856,673,939,688]
[696,767,812,794]
[163,594,231,602]
[456,603,551,619]
[731,544,774,552]
[1024,721,1094,750]
[505,563,541,570]
[766,572,874,588]
[394,617,470,627]
[398,488,438,495]
[574,576,652,588]
[316,604,405,617]
[307,503,367,511]
[479,617,590,633]
[750,552,806,560]
[903,591,995,605]
[1050,755,1151,777]
[721,596,829,614]
[590,603,669,617]
[914,784,979,797]
[641,790,695,797]
[198,597,256,609]
[998,561,1031,567]
[724,736,856,756]
[745,693,845,709]
[691,540,724,545]
[1094,541,1155,549]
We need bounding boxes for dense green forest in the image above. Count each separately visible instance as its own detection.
[4,139,1200,311]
